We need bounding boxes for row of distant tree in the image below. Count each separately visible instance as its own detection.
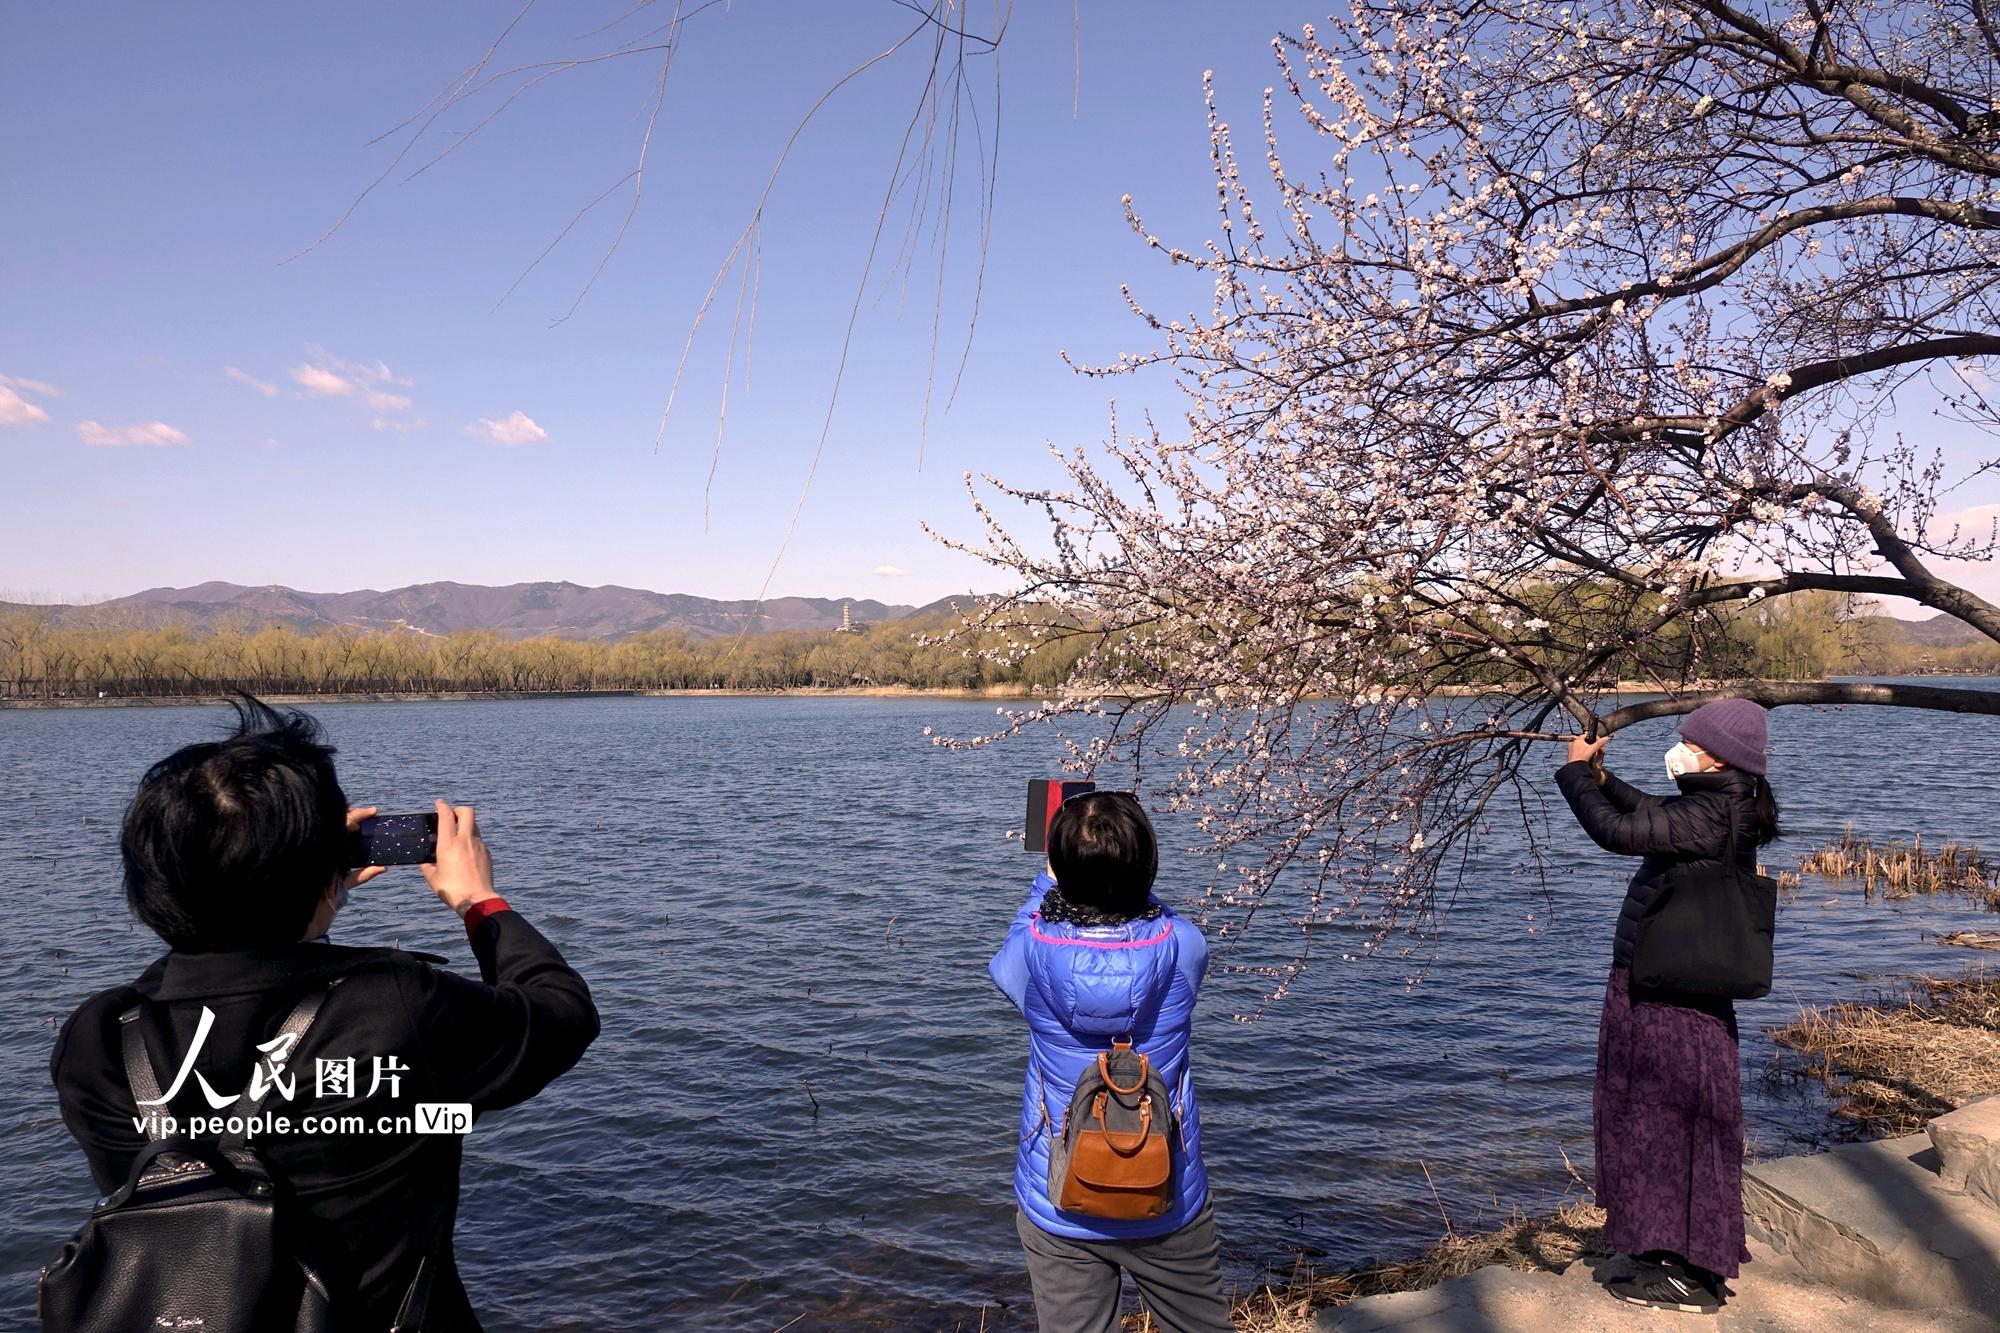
[1726,593,2000,680]
[0,592,1990,701]
[0,612,1087,698]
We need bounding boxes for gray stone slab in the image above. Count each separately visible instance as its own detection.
[1314,1281,1463,1330]
[1316,1265,1631,1332]
[1746,1133,1939,1256]
[1932,1095,2000,1213]
[1744,1134,2000,1311]
[1315,1248,2000,1333]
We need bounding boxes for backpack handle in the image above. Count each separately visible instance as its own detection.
[100,1136,262,1210]
[1097,1043,1151,1097]
[1088,1092,1155,1154]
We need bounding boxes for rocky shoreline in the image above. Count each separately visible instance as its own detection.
[1263,971,2000,1332]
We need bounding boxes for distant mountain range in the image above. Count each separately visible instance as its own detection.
[1852,611,1991,648]
[1,582,1985,651]
[0,581,974,641]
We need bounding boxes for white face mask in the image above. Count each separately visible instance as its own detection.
[308,880,349,945]
[1664,741,1703,780]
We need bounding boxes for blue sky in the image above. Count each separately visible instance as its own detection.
[2,3,1995,614]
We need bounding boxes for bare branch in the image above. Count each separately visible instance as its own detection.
[1602,681,2000,730]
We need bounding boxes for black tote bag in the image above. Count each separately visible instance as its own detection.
[1627,814,1777,1001]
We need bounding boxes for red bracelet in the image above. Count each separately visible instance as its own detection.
[462,897,513,933]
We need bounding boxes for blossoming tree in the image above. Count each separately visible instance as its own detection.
[939,0,2000,989]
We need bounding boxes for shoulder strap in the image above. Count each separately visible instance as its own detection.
[119,1007,168,1142]
[224,985,333,1147]
[390,1253,435,1333]
[1722,780,1755,866]
[120,982,339,1146]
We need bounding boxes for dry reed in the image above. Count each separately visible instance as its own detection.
[1796,825,1996,903]
[1769,973,2000,1135]
[1120,1198,1607,1333]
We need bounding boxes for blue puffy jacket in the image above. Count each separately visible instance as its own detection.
[990,869,1212,1241]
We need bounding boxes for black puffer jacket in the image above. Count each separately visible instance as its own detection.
[1555,760,1761,969]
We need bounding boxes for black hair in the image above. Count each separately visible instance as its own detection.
[120,694,349,951]
[1753,777,1782,848]
[1046,791,1159,917]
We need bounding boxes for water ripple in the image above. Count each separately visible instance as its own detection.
[2,690,1996,1330]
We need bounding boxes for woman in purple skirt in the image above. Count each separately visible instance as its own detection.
[1556,698,1781,1315]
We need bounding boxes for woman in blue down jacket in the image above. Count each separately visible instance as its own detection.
[990,791,1231,1333]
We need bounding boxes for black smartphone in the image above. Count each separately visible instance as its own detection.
[346,813,439,868]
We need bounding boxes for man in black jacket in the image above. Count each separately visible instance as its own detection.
[49,699,599,1331]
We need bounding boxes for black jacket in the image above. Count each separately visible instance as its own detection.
[1555,761,1761,969]
[50,908,599,1332]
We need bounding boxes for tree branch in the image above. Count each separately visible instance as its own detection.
[1802,481,2000,643]
[1600,680,2000,733]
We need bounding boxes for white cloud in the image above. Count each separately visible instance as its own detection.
[1925,502,2000,549]
[291,364,355,396]
[0,373,60,398]
[224,366,279,397]
[1938,502,2000,530]
[1893,501,2000,619]
[76,420,188,447]
[0,384,50,427]
[289,346,418,425]
[873,565,915,578]
[466,410,548,446]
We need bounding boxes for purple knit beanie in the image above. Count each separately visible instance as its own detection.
[1678,698,1768,776]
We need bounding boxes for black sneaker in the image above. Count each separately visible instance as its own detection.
[1677,1259,1731,1304]
[1607,1261,1722,1314]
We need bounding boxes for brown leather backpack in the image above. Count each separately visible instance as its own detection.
[1044,1039,1176,1220]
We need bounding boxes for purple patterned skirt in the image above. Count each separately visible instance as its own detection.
[1594,967,1750,1278]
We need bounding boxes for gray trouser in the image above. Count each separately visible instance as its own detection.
[1015,1202,1234,1333]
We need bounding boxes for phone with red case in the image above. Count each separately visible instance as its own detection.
[1024,779,1096,855]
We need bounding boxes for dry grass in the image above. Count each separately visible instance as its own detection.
[1119,1198,1607,1333]
[1796,825,1997,903]
[1769,972,2000,1136]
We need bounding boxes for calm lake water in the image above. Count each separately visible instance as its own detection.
[3,686,1998,1331]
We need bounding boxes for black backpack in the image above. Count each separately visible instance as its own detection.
[38,985,434,1333]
